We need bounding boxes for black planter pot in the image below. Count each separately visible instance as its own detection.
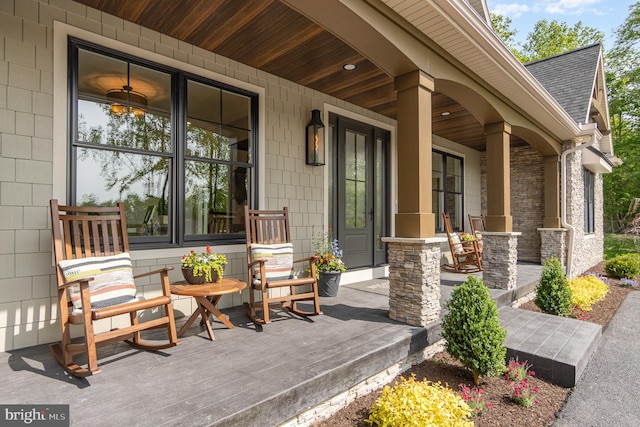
[318,271,342,297]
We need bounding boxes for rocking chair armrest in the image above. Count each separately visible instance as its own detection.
[133,266,174,279]
[57,277,93,289]
[248,259,266,268]
[293,256,315,265]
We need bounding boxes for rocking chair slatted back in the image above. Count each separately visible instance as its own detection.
[55,204,129,262]
[245,207,291,247]
[468,215,486,236]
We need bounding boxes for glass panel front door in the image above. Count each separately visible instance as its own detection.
[332,115,389,269]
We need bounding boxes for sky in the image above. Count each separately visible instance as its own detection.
[484,0,637,50]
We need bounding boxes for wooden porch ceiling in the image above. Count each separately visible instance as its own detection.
[74,0,492,150]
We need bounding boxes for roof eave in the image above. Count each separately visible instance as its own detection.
[393,0,583,140]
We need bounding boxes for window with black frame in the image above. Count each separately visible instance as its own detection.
[432,150,464,232]
[584,169,595,233]
[71,40,256,246]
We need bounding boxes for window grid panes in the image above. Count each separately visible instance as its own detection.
[432,151,463,232]
[72,41,256,246]
[584,169,595,234]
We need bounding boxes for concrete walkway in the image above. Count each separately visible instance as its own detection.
[554,291,640,426]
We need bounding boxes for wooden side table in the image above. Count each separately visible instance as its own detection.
[170,278,247,341]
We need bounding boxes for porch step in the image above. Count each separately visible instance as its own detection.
[499,306,602,387]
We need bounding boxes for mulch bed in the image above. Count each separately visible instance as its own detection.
[312,262,634,427]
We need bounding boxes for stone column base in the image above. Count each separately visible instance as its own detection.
[481,232,520,290]
[538,228,566,266]
[382,237,446,327]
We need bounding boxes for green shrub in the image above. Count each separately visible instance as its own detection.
[441,275,507,385]
[366,375,473,427]
[535,257,572,316]
[604,253,640,279]
[569,275,609,312]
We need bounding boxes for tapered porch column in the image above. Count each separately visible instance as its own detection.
[394,70,435,238]
[385,71,443,328]
[484,122,512,232]
[543,155,561,228]
[483,122,519,289]
[539,154,566,265]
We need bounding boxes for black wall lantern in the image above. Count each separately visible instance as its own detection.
[306,109,325,166]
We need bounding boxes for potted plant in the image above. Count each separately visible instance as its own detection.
[460,232,476,242]
[313,229,347,297]
[181,245,227,284]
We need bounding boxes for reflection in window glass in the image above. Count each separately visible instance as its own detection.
[584,169,595,233]
[77,50,172,151]
[185,162,249,235]
[432,150,463,231]
[187,81,252,163]
[222,90,251,130]
[72,43,256,245]
[345,131,367,229]
[75,147,170,237]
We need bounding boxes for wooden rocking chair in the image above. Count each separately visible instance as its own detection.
[468,214,486,259]
[442,212,482,273]
[468,214,486,235]
[244,206,322,324]
[49,199,179,377]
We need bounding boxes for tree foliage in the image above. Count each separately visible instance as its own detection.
[604,2,640,231]
[520,19,604,62]
[490,13,525,61]
[490,14,604,63]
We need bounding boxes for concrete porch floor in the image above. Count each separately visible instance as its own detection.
[1,263,600,426]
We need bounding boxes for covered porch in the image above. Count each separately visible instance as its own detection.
[4,263,605,427]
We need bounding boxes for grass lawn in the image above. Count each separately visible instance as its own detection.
[604,233,639,259]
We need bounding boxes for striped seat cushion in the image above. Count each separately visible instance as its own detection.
[449,233,465,254]
[58,253,137,312]
[251,243,294,283]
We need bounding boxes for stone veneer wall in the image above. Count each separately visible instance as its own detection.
[539,229,567,266]
[481,145,543,262]
[280,341,447,427]
[481,232,520,289]
[385,238,443,327]
[0,0,394,351]
[564,146,605,276]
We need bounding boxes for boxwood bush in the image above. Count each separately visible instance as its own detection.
[441,275,506,385]
[604,253,640,279]
[535,256,573,317]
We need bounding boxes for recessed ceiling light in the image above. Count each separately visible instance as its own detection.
[441,111,451,116]
[343,63,357,71]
